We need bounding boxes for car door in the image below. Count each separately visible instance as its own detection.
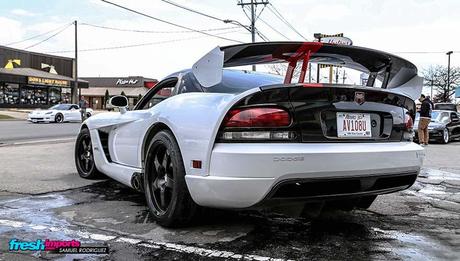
[449,112,460,138]
[109,77,179,168]
[68,105,80,121]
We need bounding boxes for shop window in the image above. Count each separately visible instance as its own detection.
[61,88,71,104]
[49,87,62,105]
[21,87,48,105]
[0,84,20,105]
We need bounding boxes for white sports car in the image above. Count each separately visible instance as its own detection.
[75,42,425,227]
[28,104,93,123]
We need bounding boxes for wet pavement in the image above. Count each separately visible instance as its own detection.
[0,165,459,260]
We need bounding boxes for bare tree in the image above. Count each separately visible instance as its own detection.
[422,65,460,103]
[267,63,312,82]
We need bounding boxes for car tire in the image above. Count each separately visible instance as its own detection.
[440,128,449,144]
[75,128,102,179]
[55,113,64,123]
[144,130,197,227]
[86,112,92,118]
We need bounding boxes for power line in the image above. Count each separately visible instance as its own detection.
[46,30,242,54]
[100,0,243,43]
[24,23,73,50]
[81,22,240,34]
[159,0,224,22]
[5,23,73,46]
[267,3,307,40]
[243,5,288,40]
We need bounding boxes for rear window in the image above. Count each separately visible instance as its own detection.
[434,104,457,111]
[204,70,283,94]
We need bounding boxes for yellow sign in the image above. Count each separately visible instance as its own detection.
[28,76,70,87]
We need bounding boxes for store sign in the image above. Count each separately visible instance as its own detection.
[320,36,353,46]
[28,76,70,87]
[116,79,139,85]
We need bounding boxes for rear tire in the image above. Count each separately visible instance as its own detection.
[75,128,102,179]
[144,130,197,227]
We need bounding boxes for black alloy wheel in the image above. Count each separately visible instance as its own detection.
[55,113,64,123]
[75,128,101,179]
[144,130,197,227]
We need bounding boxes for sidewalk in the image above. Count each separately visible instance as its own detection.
[0,110,28,120]
[0,108,107,120]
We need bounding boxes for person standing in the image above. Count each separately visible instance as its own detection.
[418,94,431,146]
[79,96,88,122]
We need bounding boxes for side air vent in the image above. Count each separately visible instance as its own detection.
[98,130,112,162]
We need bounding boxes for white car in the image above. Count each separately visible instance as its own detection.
[75,42,425,227]
[28,104,93,123]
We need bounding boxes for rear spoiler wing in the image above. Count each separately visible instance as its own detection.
[192,42,423,100]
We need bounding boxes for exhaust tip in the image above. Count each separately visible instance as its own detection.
[131,172,144,192]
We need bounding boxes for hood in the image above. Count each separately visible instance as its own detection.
[31,109,54,115]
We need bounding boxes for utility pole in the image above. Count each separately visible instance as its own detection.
[237,0,269,71]
[446,51,453,102]
[73,20,79,104]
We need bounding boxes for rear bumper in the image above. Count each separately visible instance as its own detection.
[185,142,424,208]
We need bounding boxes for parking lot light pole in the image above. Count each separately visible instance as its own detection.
[73,20,79,104]
[446,51,453,102]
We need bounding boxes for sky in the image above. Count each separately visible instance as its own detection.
[0,0,459,85]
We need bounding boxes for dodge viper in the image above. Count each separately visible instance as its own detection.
[28,104,93,123]
[75,42,425,227]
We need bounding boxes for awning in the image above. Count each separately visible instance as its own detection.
[0,67,88,88]
[80,87,149,97]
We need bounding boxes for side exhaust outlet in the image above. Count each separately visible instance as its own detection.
[131,172,144,192]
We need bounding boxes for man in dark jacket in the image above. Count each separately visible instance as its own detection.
[418,94,431,146]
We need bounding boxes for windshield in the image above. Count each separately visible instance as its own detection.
[49,104,72,110]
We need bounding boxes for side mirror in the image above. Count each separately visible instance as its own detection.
[109,96,129,114]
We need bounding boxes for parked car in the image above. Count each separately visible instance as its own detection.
[414,110,460,143]
[434,103,457,112]
[28,104,93,123]
[74,42,424,227]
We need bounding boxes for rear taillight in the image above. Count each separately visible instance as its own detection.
[220,107,296,141]
[223,107,291,128]
[405,114,414,130]
[403,113,414,141]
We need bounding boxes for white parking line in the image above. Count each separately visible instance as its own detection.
[0,219,286,260]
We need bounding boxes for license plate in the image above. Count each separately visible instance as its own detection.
[337,112,371,138]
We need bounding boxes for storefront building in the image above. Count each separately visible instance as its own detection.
[0,45,88,108]
[80,77,157,109]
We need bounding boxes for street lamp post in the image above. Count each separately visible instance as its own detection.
[446,51,453,102]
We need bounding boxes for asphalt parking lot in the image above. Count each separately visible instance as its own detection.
[0,120,459,260]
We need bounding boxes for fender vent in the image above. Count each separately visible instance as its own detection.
[98,130,112,162]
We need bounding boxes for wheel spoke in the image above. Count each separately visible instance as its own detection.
[160,190,166,209]
[162,150,169,169]
[82,140,87,150]
[154,154,162,174]
[85,159,89,170]
[165,176,175,188]
[152,178,159,190]
[80,154,85,160]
